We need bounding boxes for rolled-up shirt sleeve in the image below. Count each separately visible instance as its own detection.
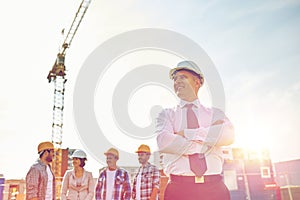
[26,167,39,200]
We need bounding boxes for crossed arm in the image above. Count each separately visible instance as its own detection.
[156,109,234,155]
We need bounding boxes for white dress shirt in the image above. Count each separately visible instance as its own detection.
[156,99,234,176]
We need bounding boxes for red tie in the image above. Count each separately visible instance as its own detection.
[186,104,207,177]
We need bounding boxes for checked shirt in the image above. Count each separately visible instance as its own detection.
[95,167,131,200]
[26,160,56,200]
[132,163,160,200]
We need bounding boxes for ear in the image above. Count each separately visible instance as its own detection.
[195,78,201,88]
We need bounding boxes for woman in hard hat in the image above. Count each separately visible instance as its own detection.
[61,149,94,200]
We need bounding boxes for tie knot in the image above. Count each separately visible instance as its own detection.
[186,104,194,109]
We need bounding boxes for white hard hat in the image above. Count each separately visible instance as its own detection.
[169,60,204,80]
[71,149,87,159]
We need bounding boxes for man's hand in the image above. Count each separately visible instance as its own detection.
[150,188,159,200]
[212,120,224,126]
[175,130,185,137]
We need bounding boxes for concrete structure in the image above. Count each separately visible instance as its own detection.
[2,179,25,200]
[222,147,280,200]
[274,159,300,200]
[274,159,300,186]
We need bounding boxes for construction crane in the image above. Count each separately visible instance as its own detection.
[47,0,92,197]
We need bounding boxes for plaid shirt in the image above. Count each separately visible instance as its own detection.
[26,160,56,200]
[95,167,131,200]
[132,163,160,200]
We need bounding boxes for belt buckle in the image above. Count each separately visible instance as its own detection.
[195,176,204,183]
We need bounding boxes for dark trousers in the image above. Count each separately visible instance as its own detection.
[164,175,230,200]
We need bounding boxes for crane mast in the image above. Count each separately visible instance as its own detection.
[47,0,91,198]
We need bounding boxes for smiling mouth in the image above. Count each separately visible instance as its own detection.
[175,85,184,90]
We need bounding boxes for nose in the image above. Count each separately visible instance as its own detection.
[174,79,180,87]
[174,78,182,89]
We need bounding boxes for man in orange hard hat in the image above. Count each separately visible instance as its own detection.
[132,144,160,200]
[95,147,131,200]
[26,141,56,200]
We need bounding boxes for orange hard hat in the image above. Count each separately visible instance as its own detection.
[135,144,151,153]
[104,148,119,158]
[38,141,54,153]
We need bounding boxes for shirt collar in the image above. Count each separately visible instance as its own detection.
[141,162,151,168]
[179,99,201,108]
[37,159,49,168]
[71,168,86,175]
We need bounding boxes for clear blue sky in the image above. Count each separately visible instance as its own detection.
[0,0,300,179]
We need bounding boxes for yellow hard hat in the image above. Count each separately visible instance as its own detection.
[104,148,119,158]
[135,144,151,153]
[38,141,54,153]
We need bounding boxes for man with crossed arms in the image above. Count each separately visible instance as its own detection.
[156,61,234,200]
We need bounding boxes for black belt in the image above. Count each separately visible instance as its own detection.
[170,174,222,184]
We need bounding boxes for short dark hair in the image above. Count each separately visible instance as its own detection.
[39,149,52,158]
[79,158,86,167]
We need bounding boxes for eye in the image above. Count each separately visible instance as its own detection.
[174,75,186,82]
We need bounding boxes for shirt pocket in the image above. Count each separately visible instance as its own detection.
[142,172,152,183]
[115,175,125,185]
